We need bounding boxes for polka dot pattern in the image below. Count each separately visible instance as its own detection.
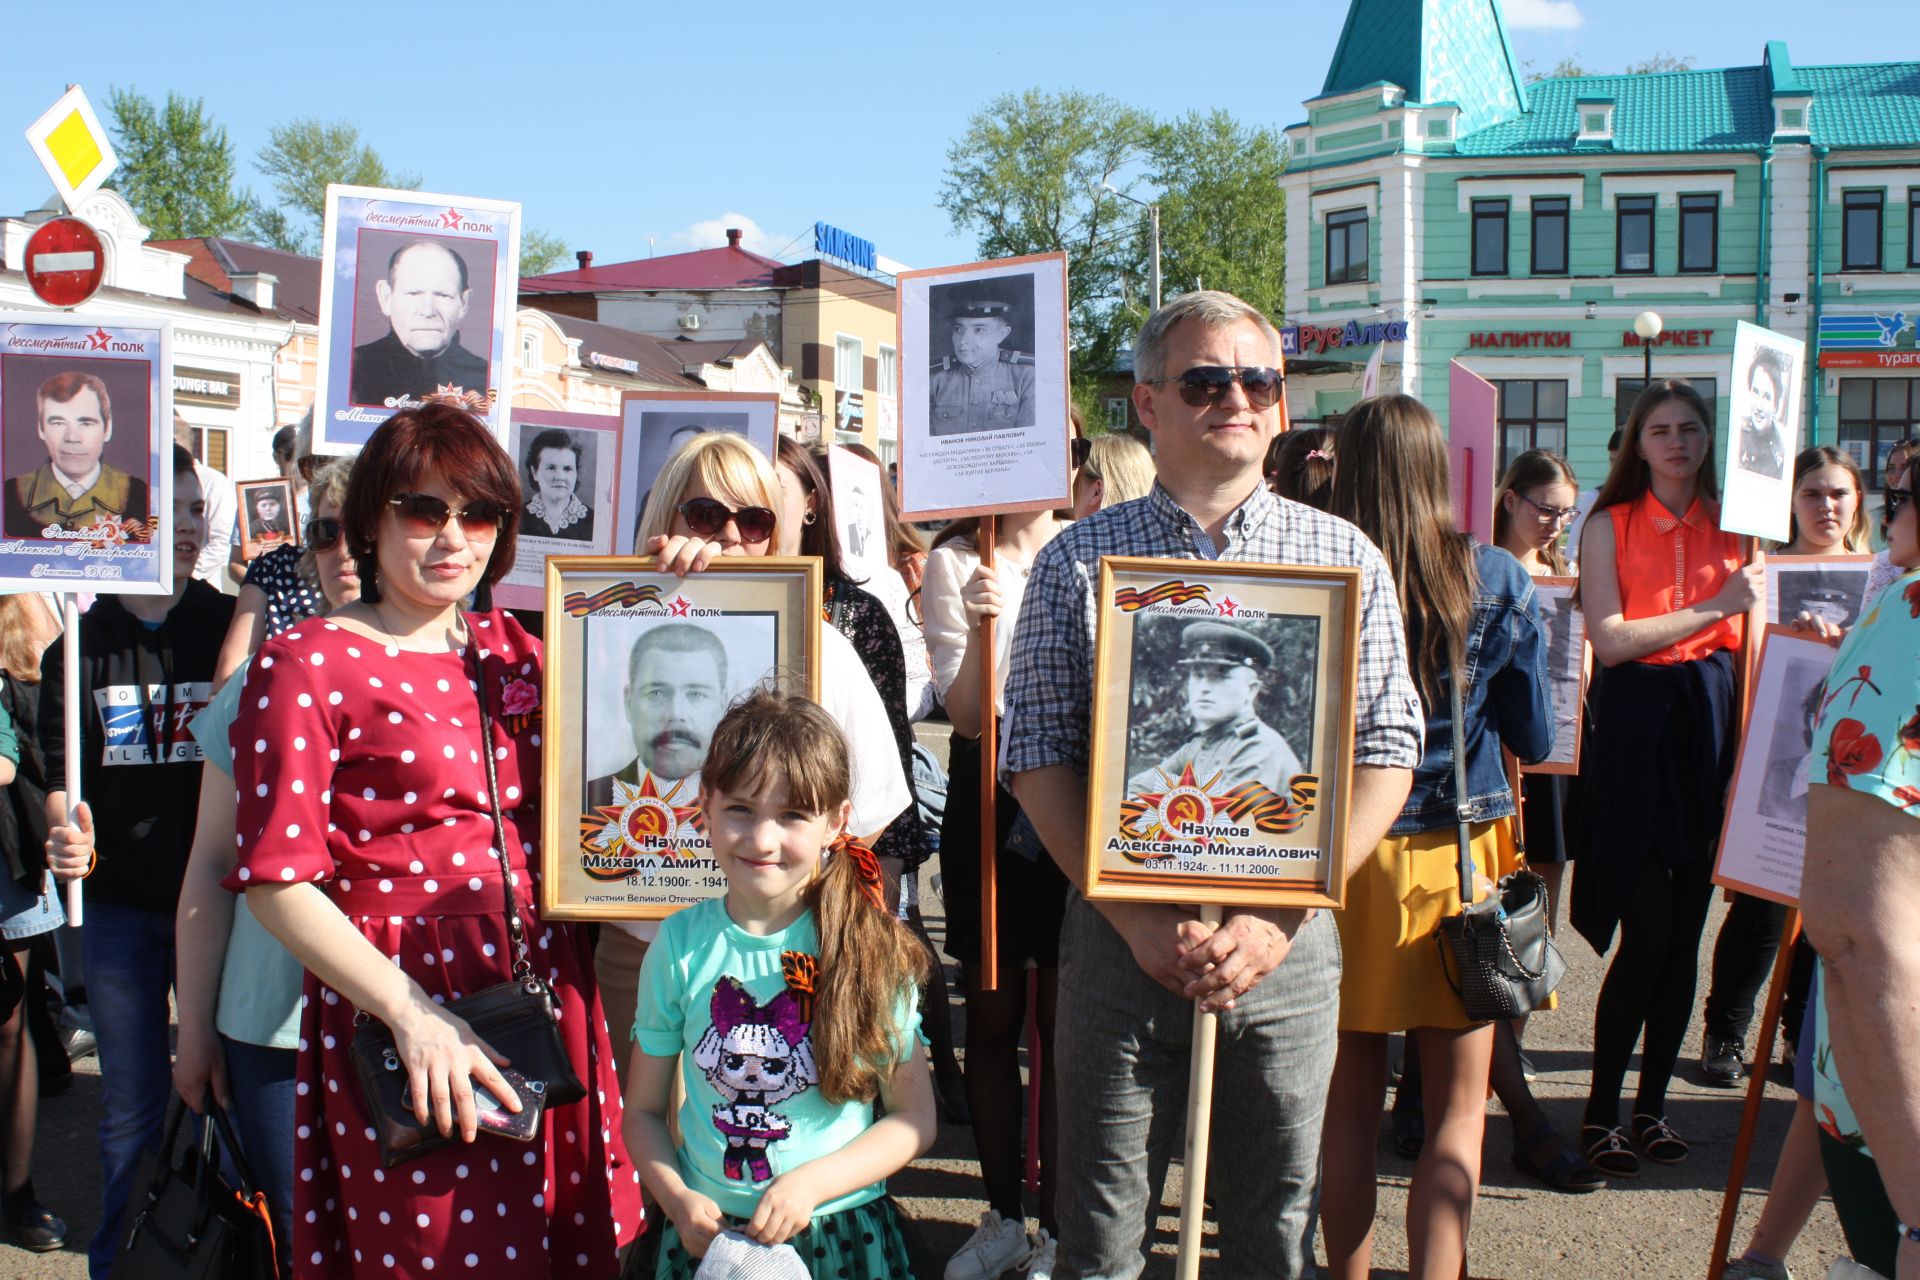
[223,611,640,1274]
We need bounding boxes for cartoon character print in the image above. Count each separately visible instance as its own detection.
[693,975,818,1183]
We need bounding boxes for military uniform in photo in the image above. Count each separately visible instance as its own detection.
[350,330,491,408]
[1128,622,1302,796]
[929,293,1036,436]
[3,462,150,539]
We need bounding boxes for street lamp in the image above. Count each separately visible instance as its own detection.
[1100,182,1162,312]
[1633,310,1663,387]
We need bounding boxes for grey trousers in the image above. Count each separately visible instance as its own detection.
[1052,894,1339,1280]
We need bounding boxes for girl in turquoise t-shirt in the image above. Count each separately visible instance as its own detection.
[628,687,935,1279]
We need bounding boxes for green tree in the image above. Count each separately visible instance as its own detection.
[1525,54,1593,83]
[520,229,570,276]
[939,89,1154,410]
[253,118,420,253]
[1623,52,1695,74]
[1139,110,1288,338]
[103,88,254,239]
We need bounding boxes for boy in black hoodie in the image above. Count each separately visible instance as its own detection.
[40,444,235,1279]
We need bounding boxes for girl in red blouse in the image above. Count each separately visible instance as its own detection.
[1573,381,1764,1178]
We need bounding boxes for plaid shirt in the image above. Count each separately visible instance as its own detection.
[1002,481,1424,782]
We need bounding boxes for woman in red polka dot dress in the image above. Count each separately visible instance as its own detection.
[225,405,641,1278]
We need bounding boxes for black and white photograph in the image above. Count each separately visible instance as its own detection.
[313,185,521,453]
[0,316,173,594]
[896,253,1071,520]
[616,391,780,553]
[1522,577,1588,774]
[1720,319,1807,541]
[828,444,887,578]
[540,558,820,920]
[496,409,622,609]
[1123,614,1317,798]
[235,477,297,562]
[1715,626,1842,907]
[1084,558,1361,911]
[1765,554,1875,630]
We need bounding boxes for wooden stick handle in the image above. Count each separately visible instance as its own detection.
[978,516,999,993]
[61,595,82,929]
[1707,907,1801,1279]
[1176,903,1224,1280]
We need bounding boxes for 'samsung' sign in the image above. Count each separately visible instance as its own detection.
[814,222,876,272]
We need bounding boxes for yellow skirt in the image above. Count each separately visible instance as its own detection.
[1335,819,1522,1033]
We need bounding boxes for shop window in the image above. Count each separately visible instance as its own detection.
[1325,208,1369,285]
[1495,379,1568,471]
[1838,377,1918,486]
[1908,189,1920,269]
[1679,194,1718,273]
[834,335,863,390]
[1614,377,1719,430]
[1105,397,1129,430]
[1843,190,1883,272]
[1616,196,1654,274]
[1531,197,1569,275]
[1471,200,1508,276]
[877,345,898,401]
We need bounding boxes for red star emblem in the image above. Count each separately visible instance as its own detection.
[440,207,463,229]
[1216,596,1239,616]
[87,327,111,350]
[669,595,693,617]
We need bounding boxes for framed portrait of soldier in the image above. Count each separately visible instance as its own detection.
[1720,320,1806,542]
[1083,557,1362,910]
[495,409,621,610]
[312,184,521,454]
[540,556,822,920]
[1520,577,1589,775]
[895,253,1070,521]
[828,444,886,578]
[1713,626,1840,907]
[234,477,298,562]
[0,313,173,595]
[616,391,780,554]
[1764,553,1874,631]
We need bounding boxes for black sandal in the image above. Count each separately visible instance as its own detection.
[1579,1124,1639,1178]
[1391,1091,1425,1159]
[1512,1127,1607,1194]
[1631,1113,1689,1164]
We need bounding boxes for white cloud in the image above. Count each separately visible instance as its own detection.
[1503,0,1584,29]
[660,213,799,259]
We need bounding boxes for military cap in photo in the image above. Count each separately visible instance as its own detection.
[953,287,1015,321]
[1176,621,1273,670]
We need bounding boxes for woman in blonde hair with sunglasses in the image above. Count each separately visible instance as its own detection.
[593,433,912,1087]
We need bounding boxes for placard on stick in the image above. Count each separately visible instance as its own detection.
[496,408,623,610]
[1721,321,1806,542]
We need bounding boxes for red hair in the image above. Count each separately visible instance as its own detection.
[341,403,520,607]
[36,371,111,425]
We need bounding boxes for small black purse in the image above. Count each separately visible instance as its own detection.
[349,636,584,1167]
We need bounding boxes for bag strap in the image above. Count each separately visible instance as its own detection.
[1448,670,1475,908]
[465,623,535,987]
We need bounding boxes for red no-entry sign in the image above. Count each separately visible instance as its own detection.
[24,216,105,308]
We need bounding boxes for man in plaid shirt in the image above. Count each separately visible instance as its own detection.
[1003,291,1422,1278]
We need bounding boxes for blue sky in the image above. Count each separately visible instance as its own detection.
[0,0,1904,273]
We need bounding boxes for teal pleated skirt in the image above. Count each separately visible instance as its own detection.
[655,1195,914,1280]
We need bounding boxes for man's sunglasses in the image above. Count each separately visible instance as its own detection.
[1071,437,1093,469]
[677,497,775,545]
[1143,365,1284,409]
[387,493,506,539]
[304,517,343,552]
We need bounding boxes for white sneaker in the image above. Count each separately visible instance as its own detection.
[945,1210,1031,1280]
[1022,1228,1057,1280]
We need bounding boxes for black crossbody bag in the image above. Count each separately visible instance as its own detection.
[349,638,584,1167]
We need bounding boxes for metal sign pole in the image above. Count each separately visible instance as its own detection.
[61,593,83,927]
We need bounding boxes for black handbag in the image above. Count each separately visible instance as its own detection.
[349,635,584,1167]
[1435,673,1567,1022]
[109,1094,277,1280]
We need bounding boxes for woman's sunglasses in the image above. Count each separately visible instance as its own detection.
[387,492,506,539]
[1071,437,1093,469]
[1143,365,1284,410]
[677,497,775,545]
[304,517,343,552]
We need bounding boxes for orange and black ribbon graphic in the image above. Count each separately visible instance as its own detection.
[1216,775,1320,835]
[781,950,819,1024]
[832,833,888,914]
[562,581,665,617]
[1113,580,1211,612]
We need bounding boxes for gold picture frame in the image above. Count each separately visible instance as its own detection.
[1084,556,1361,910]
[540,556,822,921]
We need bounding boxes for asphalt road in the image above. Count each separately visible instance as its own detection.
[8,721,1851,1278]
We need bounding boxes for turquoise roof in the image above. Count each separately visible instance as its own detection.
[1318,0,1527,136]
[1456,57,1920,156]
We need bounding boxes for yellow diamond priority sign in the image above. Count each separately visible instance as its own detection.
[23,86,117,212]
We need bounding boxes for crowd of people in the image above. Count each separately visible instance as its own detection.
[0,287,1913,1280]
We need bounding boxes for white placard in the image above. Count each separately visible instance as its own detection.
[828,444,887,579]
[1763,553,1875,629]
[1720,320,1806,542]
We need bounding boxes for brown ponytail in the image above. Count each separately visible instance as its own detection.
[703,687,929,1105]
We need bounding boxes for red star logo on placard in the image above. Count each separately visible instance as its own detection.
[440,207,463,229]
[669,595,693,617]
[87,327,111,350]
[1216,596,1239,617]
